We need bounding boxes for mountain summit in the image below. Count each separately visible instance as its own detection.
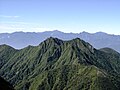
[0,37,120,90]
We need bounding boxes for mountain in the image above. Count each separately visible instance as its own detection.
[0,76,14,90]
[0,37,120,90]
[0,30,120,53]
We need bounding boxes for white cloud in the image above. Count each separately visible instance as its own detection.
[31,27,55,32]
[0,21,120,35]
[0,22,54,33]
[0,15,20,18]
[0,23,25,33]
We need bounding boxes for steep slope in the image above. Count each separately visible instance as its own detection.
[0,31,120,52]
[0,45,17,69]
[0,76,14,90]
[0,37,120,90]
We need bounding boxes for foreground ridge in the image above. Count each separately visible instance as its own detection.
[0,37,120,90]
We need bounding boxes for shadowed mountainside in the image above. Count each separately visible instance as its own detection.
[0,76,14,90]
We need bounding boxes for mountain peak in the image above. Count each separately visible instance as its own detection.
[40,37,64,47]
[42,37,95,54]
[94,32,108,35]
[45,37,62,42]
[0,44,14,50]
[53,30,61,32]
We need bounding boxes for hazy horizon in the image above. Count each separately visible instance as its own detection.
[0,30,119,36]
[0,0,120,35]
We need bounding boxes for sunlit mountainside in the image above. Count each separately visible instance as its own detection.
[0,37,120,90]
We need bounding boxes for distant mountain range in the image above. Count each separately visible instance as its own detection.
[0,37,120,90]
[0,30,120,52]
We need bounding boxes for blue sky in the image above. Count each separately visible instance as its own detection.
[0,0,120,34]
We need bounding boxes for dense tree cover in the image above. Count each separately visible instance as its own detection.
[0,37,120,90]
